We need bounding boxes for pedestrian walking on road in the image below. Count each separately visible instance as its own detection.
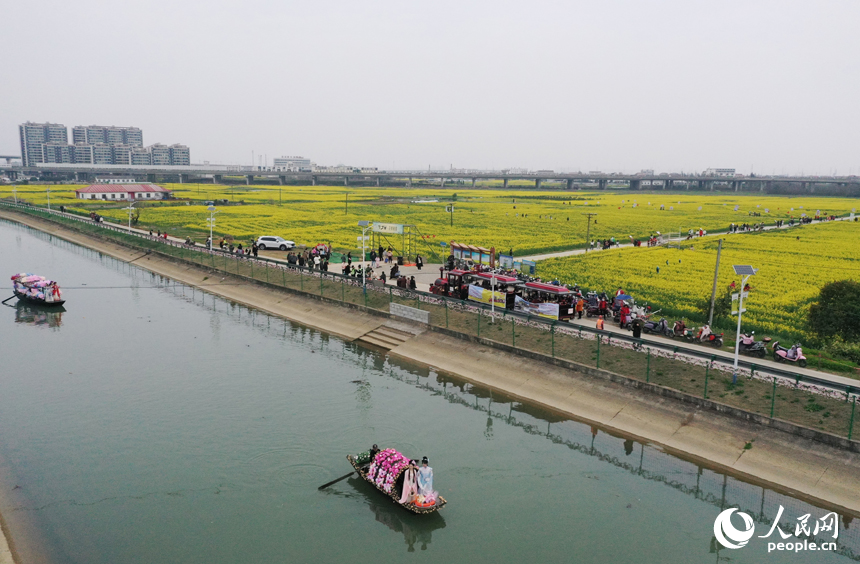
[576,297,584,319]
[416,255,423,270]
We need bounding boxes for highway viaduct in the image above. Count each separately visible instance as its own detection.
[2,164,859,194]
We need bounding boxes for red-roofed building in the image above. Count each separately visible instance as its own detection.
[75,183,171,201]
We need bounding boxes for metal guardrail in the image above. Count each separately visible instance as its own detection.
[1,199,856,400]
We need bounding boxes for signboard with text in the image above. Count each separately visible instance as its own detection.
[372,222,404,235]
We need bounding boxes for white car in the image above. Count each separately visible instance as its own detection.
[255,236,295,251]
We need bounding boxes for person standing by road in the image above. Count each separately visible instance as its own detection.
[416,254,423,271]
[575,296,584,319]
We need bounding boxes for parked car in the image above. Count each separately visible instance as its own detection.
[255,236,295,251]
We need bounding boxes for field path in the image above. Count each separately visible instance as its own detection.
[518,216,851,261]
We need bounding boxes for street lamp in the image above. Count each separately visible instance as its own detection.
[124,201,135,229]
[490,271,498,323]
[12,187,16,204]
[207,205,218,250]
[731,265,758,384]
[46,187,51,211]
[358,221,372,292]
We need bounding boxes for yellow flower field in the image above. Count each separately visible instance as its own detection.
[537,221,860,341]
[2,183,858,257]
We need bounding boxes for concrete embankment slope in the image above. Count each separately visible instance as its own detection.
[2,208,860,518]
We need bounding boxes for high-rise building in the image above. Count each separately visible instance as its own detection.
[73,143,94,164]
[169,144,190,166]
[93,144,113,165]
[19,122,68,166]
[72,125,143,147]
[130,146,152,166]
[20,121,189,166]
[42,141,74,164]
[112,144,132,165]
[149,144,171,166]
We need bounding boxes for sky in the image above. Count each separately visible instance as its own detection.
[2,0,859,175]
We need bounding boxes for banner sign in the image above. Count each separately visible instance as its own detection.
[498,254,514,268]
[514,295,559,319]
[467,284,506,306]
[521,260,536,275]
[372,222,404,235]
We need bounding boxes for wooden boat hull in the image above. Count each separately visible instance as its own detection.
[347,454,447,515]
[14,290,65,307]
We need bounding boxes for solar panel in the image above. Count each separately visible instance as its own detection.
[732,265,757,276]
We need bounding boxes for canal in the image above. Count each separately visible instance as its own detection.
[0,219,856,564]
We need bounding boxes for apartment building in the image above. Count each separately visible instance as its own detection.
[72,125,143,147]
[18,121,190,167]
[19,122,68,166]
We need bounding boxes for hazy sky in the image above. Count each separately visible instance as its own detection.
[3,1,859,174]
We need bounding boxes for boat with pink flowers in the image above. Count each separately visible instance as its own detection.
[10,273,65,306]
[347,447,447,514]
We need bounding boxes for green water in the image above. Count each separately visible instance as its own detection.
[0,219,855,564]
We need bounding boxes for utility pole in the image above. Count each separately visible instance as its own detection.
[708,239,723,326]
[582,212,597,252]
[345,192,349,215]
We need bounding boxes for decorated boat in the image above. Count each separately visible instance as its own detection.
[347,448,447,514]
[11,273,65,306]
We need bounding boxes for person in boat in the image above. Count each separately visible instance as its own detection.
[399,459,419,504]
[369,444,380,461]
[417,457,437,503]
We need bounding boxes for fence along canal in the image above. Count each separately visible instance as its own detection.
[1,201,858,443]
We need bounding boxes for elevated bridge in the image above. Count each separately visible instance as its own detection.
[1,163,858,193]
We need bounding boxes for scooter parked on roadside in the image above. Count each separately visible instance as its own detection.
[738,331,769,358]
[772,341,807,367]
[643,317,672,337]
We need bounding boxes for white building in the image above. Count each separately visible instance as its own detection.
[94,176,138,184]
[703,168,736,177]
[75,183,171,200]
[273,156,312,171]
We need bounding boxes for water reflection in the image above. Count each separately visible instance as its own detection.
[324,476,447,552]
[383,355,860,561]
[13,302,65,329]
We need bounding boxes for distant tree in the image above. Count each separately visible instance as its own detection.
[809,280,860,342]
[451,193,457,201]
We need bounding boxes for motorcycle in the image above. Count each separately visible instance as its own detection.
[738,331,768,358]
[673,320,692,339]
[772,341,807,367]
[643,317,672,337]
[695,324,724,348]
[675,322,724,347]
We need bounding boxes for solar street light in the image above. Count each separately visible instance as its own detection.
[731,265,757,384]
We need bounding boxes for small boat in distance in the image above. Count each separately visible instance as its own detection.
[10,273,65,306]
[347,447,447,514]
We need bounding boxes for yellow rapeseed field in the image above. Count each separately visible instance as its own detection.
[3,183,858,257]
[537,221,860,341]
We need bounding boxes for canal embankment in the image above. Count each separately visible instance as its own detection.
[2,207,859,517]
